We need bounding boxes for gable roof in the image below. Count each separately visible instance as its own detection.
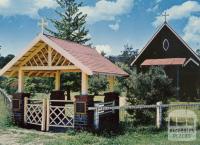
[0,34,128,77]
[131,22,200,66]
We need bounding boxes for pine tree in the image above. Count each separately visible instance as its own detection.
[47,0,90,44]
[46,0,90,99]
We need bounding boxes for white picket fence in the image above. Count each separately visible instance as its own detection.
[89,101,200,129]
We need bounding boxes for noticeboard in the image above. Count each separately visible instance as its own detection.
[75,102,86,114]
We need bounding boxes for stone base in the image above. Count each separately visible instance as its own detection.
[12,93,30,127]
[74,95,94,130]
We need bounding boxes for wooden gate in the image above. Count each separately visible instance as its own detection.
[24,98,46,131]
[46,100,74,131]
[24,98,74,131]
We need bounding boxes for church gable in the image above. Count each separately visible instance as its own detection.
[132,23,200,67]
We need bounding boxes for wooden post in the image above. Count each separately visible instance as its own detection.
[46,99,50,131]
[94,104,99,130]
[108,76,115,92]
[24,97,28,124]
[48,46,52,66]
[55,71,61,90]
[81,72,88,95]
[41,99,46,131]
[156,101,162,129]
[18,68,24,92]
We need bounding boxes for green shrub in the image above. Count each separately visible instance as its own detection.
[0,98,12,128]
[126,67,175,125]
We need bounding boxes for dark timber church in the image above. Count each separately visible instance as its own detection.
[131,22,200,101]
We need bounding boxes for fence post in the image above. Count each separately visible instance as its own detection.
[156,101,162,129]
[24,97,28,124]
[46,99,50,131]
[112,101,115,113]
[41,99,46,131]
[94,105,99,130]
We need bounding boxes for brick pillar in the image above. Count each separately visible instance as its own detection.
[12,93,30,127]
[103,92,120,130]
[50,90,65,106]
[74,95,94,130]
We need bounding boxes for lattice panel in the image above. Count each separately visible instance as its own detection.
[25,104,43,125]
[49,105,74,127]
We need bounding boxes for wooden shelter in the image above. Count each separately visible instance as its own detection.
[131,22,200,100]
[0,33,128,95]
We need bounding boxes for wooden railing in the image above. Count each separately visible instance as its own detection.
[0,88,12,109]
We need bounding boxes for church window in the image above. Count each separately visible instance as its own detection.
[163,39,169,51]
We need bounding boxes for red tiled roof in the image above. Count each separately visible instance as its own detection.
[141,58,186,66]
[46,35,128,76]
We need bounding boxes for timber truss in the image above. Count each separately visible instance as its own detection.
[6,41,80,77]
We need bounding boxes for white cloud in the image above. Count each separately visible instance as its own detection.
[0,0,10,8]
[109,21,120,31]
[155,0,162,3]
[183,16,200,49]
[147,4,159,12]
[153,1,200,27]
[34,0,57,9]
[80,0,134,24]
[0,0,58,18]
[95,44,112,55]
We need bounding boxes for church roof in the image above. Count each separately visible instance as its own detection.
[141,58,186,66]
[131,23,200,66]
[0,34,128,77]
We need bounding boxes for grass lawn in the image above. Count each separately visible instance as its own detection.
[0,127,200,145]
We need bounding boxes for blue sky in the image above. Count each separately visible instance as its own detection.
[0,0,200,56]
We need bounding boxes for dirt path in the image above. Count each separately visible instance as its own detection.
[0,128,54,145]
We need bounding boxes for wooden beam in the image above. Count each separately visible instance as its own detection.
[9,70,17,77]
[29,60,33,66]
[32,57,39,66]
[81,72,88,95]
[55,71,60,90]
[37,54,44,66]
[27,71,34,77]
[55,55,63,66]
[20,43,46,66]
[52,51,58,64]
[61,59,67,66]
[42,72,51,77]
[108,76,115,92]
[61,69,81,73]
[40,49,48,63]
[35,71,42,77]
[18,67,24,92]
[48,46,52,66]
[21,65,78,71]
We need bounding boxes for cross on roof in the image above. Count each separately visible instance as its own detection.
[162,12,169,23]
[38,18,48,34]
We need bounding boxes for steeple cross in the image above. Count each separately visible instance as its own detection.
[162,12,169,23]
[38,18,48,34]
